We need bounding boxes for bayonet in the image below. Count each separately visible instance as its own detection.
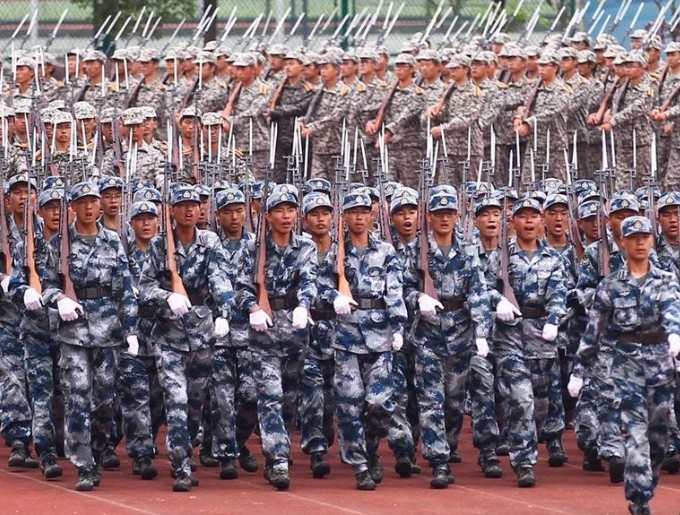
[285,11,305,42]
[114,16,133,42]
[161,18,186,54]
[45,9,69,51]
[267,7,292,45]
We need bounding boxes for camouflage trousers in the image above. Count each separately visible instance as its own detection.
[23,331,63,456]
[155,344,212,474]
[59,344,119,469]
[310,152,336,181]
[530,358,566,440]
[575,375,624,459]
[388,349,419,458]
[664,133,680,191]
[615,142,650,192]
[118,354,164,460]
[612,342,675,505]
[496,352,539,468]
[0,325,32,444]
[299,354,335,455]
[469,353,500,453]
[252,352,305,471]
[334,350,393,473]
[388,145,423,190]
[210,347,258,461]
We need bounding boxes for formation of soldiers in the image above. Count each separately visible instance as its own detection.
[1,5,680,515]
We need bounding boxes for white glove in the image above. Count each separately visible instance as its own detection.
[496,297,522,323]
[57,296,83,321]
[475,337,490,357]
[214,317,230,338]
[249,308,272,332]
[132,285,139,298]
[669,334,680,358]
[126,335,139,357]
[392,333,404,351]
[167,292,192,317]
[333,294,357,315]
[567,375,584,398]
[23,288,43,311]
[0,276,9,294]
[542,323,559,342]
[292,306,309,330]
[418,294,444,318]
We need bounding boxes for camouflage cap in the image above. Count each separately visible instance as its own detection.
[317,52,342,66]
[399,41,419,54]
[180,105,202,120]
[100,107,115,124]
[82,49,106,62]
[648,35,663,50]
[185,45,201,59]
[491,32,511,45]
[604,45,626,59]
[214,45,232,58]
[126,46,141,60]
[268,43,290,56]
[170,186,200,206]
[384,181,404,199]
[52,111,73,125]
[622,50,647,66]
[201,112,222,126]
[539,177,565,194]
[195,184,211,198]
[13,99,31,114]
[544,192,570,210]
[578,200,602,220]
[73,101,96,120]
[356,47,378,61]
[577,50,596,64]
[212,179,229,192]
[133,187,163,203]
[43,176,66,190]
[391,186,417,201]
[621,215,653,237]
[630,29,647,40]
[537,52,559,65]
[195,51,216,65]
[215,188,246,210]
[376,45,389,56]
[233,53,256,67]
[8,173,38,191]
[138,48,161,62]
[593,38,608,51]
[40,108,56,124]
[573,179,597,194]
[48,99,66,111]
[41,52,58,66]
[139,106,157,119]
[15,56,35,68]
[430,184,457,198]
[129,200,158,219]
[512,197,542,215]
[471,51,491,64]
[204,40,219,52]
[635,185,661,202]
[273,183,299,197]
[416,49,440,62]
[122,107,145,126]
[446,53,471,68]
[304,178,332,195]
[608,193,640,214]
[657,191,680,210]
[666,41,680,54]
[570,31,591,44]
[111,49,128,61]
[355,186,379,199]
[394,53,417,66]
[428,193,458,212]
[38,188,64,208]
[559,47,579,60]
[530,190,547,204]
[473,196,502,215]
[499,44,526,59]
[164,48,183,61]
[577,188,603,205]
[525,46,541,58]
[342,51,359,63]
[342,191,372,212]
[267,190,299,211]
[390,192,418,215]
[302,192,333,215]
[98,175,124,192]
[305,51,322,65]
[70,181,101,201]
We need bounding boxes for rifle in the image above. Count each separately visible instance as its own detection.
[370,80,399,133]
[417,154,437,300]
[595,133,611,277]
[57,176,78,301]
[564,147,584,260]
[268,78,287,111]
[659,81,680,112]
[24,169,41,293]
[520,78,543,120]
[648,133,658,248]
[44,9,69,51]
[334,137,354,301]
[375,2,404,46]
[253,123,277,319]
[376,133,393,245]
[223,81,243,120]
[0,164,10,276]
[125,77,144,108]
[591,76,620,126]
[303,85,325,124]
[499,190,520,310]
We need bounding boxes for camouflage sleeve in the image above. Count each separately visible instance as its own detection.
[385,91,424,136]
[112,240,138,337]
[575,246,599,308]
[402,252,422,312]
[383,244,408,333]
[231,90,269,128]
[466,250,493,339]
[270,87,314,118]
[138,239,172,307]
[234,240,258,312]
[306,94,348,134]
[659,273,680,336]
[8,241,29,305]
[574,279,612,376]
[440,96,482,132]
[40,239,65,306]
[611,87,653,127]
[526,89,570,126]
[206,235,235,319]
[545,256,568,326]
[664,98,680,120]
[296,240,319,310]
[318,246,340,305]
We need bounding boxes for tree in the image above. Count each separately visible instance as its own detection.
[77,0,197,35]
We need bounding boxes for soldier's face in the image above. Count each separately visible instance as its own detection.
[237,65,256,84]
[377,54,388,71]
[626,63,644,80]
[512,209,542,241]
[56,123,71,144]
[266,203,297,234]
[270,55,285,71]
[470,62,487,80]
[594,50,605,65]
[647,48,660,64]
[131,213,158,242]
[303,64,319,81]
[577,62,592,77]
[395,64,414,81]
[475,207,501,238]
[526,56,538,72]
[9,184,30,215]
[84,61,102,79]
[343,207,372,235]
[100,188,122,217]
[573,41,589,51]
[658,206,679,242]
[179,117,197,139]
[341,60,358,78]
[359,59,375,76]
[198,197,209,224]
[631,39,642,50]
[320,63,339,83]
[284,59,304,79]
[15,65,33,84]
[15,114,28,133]
[420,60,440,80]
[579,216,599,242]
[560,58,576,74]
[538,63,557,80]
[667,51,680,68]
[544,205,569,238]
[391,206,418,240]
[171,201,200,228]
[449,66,467,82]
[140,61,157,77]
[102,123,113,142]
[608,209,637,239]
[218,204,246,237]
[304,207,333,238]
[72,196,100,226]
[622,233,653,262]
[428,209,458,237]
[39,200,61,233]
[128,123,144,143]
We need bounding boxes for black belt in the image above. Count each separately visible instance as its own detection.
[310,308,335,321]
[520,306,548,319]
[355,298,386,310]
[440,298,465,312]
[189,294,207,306]
[138,305,156,319]
[74,287,112,300]
[616,332,665,345]
[269,297,297,311]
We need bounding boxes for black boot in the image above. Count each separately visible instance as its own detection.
[310,452,331,479]
[478,451,503,478]
[40,453,63,479]
[394,454,412,478]
[430,463,451,489]
[547,437,568,467]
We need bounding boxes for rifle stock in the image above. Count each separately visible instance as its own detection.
[500,195,520,309]
[371,80,399,130]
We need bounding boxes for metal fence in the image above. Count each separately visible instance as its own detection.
[0,0,576,59]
